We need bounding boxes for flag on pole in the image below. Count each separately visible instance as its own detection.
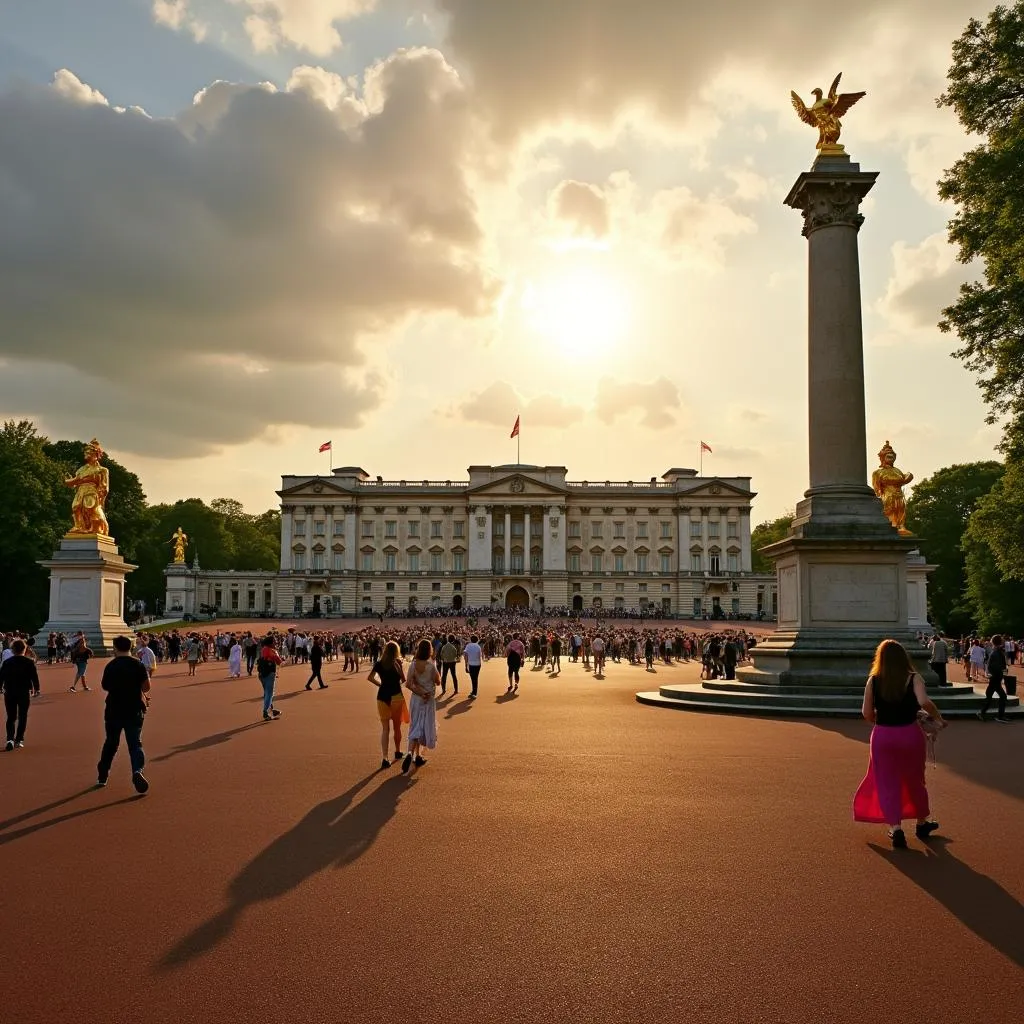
[510,416,520,439]
[318,441,332,453]
[700,441,713,453]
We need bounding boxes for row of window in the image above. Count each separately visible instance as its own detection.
[211,588,274,611]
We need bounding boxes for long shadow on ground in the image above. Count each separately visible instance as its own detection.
[159,771,414,969]
[869,838,1023,968]
[811,719,1024,803]
[151,722,263,763]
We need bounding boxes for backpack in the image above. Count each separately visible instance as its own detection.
[256,656,274,676]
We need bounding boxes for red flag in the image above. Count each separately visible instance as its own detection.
[510,415,520,439]
[318,441,332,453]
[700,441,712,453]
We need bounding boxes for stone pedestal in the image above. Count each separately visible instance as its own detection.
[164,562,197,618]
[37,535,136,655]
[905,549,936,632]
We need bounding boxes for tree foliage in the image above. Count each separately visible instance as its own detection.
[962,527,1024,634]
[750,513,794,574]
[938,3,1024,454]
[905,461,1004,630]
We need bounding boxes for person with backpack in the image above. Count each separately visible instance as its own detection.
[978,635,1011,723]
[257,636,283,721]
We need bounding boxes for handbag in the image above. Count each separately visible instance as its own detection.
[917,710,946,766]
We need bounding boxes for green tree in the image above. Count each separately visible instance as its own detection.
[962,527,1024,634]
[938,4,1024,455]
[905,460,1004,630]
[750,513,794,574]
[0,421,68,630]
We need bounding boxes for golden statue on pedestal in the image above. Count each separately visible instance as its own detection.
[65,438,111,537]
[872,440,914,536]
[791,73,866,155]
[170,526,188,564]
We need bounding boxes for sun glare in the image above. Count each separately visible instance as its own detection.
[521,266,630,357]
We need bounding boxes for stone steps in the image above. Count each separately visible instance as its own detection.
[701,680,977,698]
[636,682,1022,719]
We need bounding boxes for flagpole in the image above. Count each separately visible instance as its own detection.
[699,442,703,477]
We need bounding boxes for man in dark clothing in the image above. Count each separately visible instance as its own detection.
[1,639,40,749]
[723,638,738,680]
[978,634,1011,723]
[244,633,259,676]
[305,637,328,690]
[97,635,152,792]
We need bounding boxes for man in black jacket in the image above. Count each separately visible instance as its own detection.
[978,634,1011,724]
[0,639,40,750]
[97,635,152,792]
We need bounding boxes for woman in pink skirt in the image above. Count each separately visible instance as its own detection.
[853,639,946,849]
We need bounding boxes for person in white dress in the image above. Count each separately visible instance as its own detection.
[402,638,438,774]
[228,639,243,679]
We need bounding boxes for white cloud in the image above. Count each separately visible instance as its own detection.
[231,0,379,55]
[652,186,757,267]
[452,381,585,429]
[0,51,496,457]
[152,0,208,43]
[595,377,682,429]
[878,232,977,332]
[549,179,609,239]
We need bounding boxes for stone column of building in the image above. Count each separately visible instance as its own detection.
[279,506,293,571]
[504,508,511,573]
[523,509,531,571]
[344,505,358,570]
[739,507,752,572]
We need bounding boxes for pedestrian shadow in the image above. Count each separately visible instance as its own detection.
[868,838,1023,967]
[171,677,242,690]
[0,787,96,832]
[152,723,263,763]
[495,692,518,703]
[234,688,306,705]
[445,699,474,720]
[159,772,413,969]
[0,795,144,846]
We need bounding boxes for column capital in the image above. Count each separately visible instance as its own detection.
[784,166,878,238]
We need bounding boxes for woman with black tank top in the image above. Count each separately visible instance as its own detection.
[368,641,408,770]
[853,639,946,849]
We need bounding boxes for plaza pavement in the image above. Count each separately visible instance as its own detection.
[1,641,1021,1023]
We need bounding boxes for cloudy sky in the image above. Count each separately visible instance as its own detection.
[0,0,998,521]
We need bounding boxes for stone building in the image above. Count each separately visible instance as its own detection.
[165,464,777,619]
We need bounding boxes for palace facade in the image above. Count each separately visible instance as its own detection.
[164,464,777,620]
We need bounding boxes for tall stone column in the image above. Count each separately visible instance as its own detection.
[740,151,927,689]
[279,506,293,571]
[504,508,511,573]
[523,510,531,571]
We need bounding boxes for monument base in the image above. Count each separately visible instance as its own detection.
[37,535,137,656]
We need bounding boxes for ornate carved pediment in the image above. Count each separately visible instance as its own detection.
[658,545,674,555]
[292,542,307,553]
[277,478,352,499]
[634,545,650,555]
[611,545,627,555]
[466,473,568,497]
[677,478,756,500]
[406,544,422,554]
[331,542,344,552]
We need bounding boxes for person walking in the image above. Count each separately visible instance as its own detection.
[244,633,259,676]
[256,636,283,721]
[550,632,562,676]
[96,635,151,793]
[69,633,92,692]
[1,639,40,750]
[853,639,945,849]
[463,633,483,698]
[368,640,408,769]
[305,637,328,690]
[185,635,202,677]
[505,633,525,693]
[227,636,243,679]
[977,634,1011,723]
[136,637,157,682]
[591,634,606,677]
[967,638,985,683]
[402,638,438,773]
[439,634,460,696]
[928,634,949,687]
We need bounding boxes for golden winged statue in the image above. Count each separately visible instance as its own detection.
[791,73,865,154]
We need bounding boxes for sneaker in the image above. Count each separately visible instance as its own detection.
[15,741,24,749]
[401,753,413,774]
[394,751,404,760]
[132,771,149,794]
[995,716,1011,724]
[976,711,987,721]
[414,756,427,767]
[4,740,13,751]
[96,776,107,788]
[380,758,390,770]
[888,828,907,849]
[270,708,281,719]
[915,821,940,840]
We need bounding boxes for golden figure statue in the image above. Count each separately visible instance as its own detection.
[170,526,188,564]
[872,440,914,536]
[791,73,866,155]
[65,438,111,537]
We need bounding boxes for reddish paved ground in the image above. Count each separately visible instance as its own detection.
[2,647,1021,1023]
